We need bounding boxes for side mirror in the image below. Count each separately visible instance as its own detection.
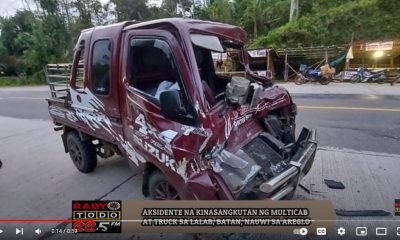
[160,90,186,118]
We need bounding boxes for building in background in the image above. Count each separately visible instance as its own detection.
[350,39,400,69]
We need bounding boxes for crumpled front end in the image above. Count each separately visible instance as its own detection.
[211,128,317,200]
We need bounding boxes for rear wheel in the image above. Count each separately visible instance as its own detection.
[376,76,387,84]
[66,131,97,173]
[294,74,306,85]
[350,74,360,83]
[149,171,180,200]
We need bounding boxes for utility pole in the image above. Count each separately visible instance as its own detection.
[290,0,299,21]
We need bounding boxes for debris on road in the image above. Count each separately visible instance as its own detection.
[0,159,2,168]
[298,183,311,194]
[324,179,345,189]
[299,183,327,195]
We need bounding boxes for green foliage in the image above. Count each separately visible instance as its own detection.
[0,43,7,63]
[0,0,107,82]
[16,22,57,75]
[207,0,234,24]
[0,11,35,56]
[251,0,400,48]
[237,0,290,38]
[159,0,180,17]
[111,0,151,21]
[0,75,46,86]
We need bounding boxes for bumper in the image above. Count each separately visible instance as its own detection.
[259,128,317,200]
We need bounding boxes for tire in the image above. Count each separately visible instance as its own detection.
[319,76,332,85]
[149,171,180,200]
[376,77,387,84]
[350,75,360,83]
[294,74,306,85]
[332,78,342,83]
[66,131,97,173]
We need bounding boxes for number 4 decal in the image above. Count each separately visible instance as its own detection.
[135,114,148,135]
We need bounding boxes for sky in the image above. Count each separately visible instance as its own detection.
[0,0,174,17]
[0,0,116,17]
[0,0,26,16]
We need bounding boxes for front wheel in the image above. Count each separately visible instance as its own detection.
[66,131,97,173]
[376,76,387,84]
[149,171,180,200]
[294,74,306,85]
[320,76,332,85]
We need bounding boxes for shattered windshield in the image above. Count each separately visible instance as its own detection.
[191,34,246,109]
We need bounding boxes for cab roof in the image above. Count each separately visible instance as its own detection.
[83,18,247,44]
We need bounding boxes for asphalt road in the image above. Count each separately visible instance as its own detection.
[295,93,400,155]
[0,86,399,154]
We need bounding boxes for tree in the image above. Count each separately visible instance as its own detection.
[15,22,54,75]
[243,0,262,37]
[237,0,289,38]
[0,11,35,56]
[160,0,180,17]
[74,0,101,27]
[289,0,299,21]
[111,0,151,21]
[202,0,233,23]
[251,0,400,48]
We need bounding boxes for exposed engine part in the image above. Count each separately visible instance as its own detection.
[259,132,291,159]
[263,115,295,144]
[214,149,262,195]
[241,137,289,175]
[259,128,317,195]
[216,150,248,169]
[214,132,296,199]
[204,142,225,160]
[249,82,263,107]
[225,76,250,105]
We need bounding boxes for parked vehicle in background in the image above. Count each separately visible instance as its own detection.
[295,64,333,85]
[46,18,317,201]
[350,66,387,83]
[396,74,400,84]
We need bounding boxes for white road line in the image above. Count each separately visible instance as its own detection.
[299,105,400,112]
[0,97,44,100]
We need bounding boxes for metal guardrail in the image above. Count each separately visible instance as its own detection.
[45,64,84,100]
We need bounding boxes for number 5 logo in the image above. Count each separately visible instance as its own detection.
[97,222,109,232]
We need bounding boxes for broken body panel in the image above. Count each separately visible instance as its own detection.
[46,18,317,200]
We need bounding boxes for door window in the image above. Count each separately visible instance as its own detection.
[70,40,85,90]
[128,38,182,103]
[91,39,111,95]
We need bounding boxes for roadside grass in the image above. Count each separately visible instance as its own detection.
[0,76,46,87]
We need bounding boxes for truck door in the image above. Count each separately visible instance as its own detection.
[120,29,198,175]
[69,37,123,142]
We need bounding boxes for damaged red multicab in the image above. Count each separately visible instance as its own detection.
[46,18,317,200]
